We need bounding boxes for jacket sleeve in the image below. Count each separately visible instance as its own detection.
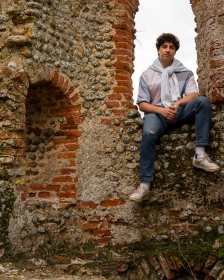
[137,76,151,105]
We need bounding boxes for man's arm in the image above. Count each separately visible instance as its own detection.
[139,102,178,122]
[173,92,199,108]
[139,91,199,123]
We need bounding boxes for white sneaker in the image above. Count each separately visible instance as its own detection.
[129,183,150,202]
[193,152,221,172]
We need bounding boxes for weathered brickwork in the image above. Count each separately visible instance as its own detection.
[0,0,224,279]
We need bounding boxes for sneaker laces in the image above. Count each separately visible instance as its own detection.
[136,184,145,194]
[205,153,213,163]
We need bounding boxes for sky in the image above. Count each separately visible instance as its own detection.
[132,0,198,105]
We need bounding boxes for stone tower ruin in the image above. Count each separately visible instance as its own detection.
[0,0,224,278]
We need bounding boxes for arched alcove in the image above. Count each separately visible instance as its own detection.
[25,83,78,201]
[12,67,82,204]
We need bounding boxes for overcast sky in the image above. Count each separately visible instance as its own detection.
[132,0,197,104]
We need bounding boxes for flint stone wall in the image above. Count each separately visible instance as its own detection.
[0,0,224,278]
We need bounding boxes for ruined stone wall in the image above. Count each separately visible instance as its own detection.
[1,0,224,279]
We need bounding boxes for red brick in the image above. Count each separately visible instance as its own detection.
[55,76,64,89]
[21,194,26,201]
[51,72,60,85]
[17,186,27,192]
[169,210,181,217]
[13,71,29,88]
[53,139,78,146]
[158,254,174,280]
[66,86,75,97]
[117,80,132,87]
[101,119,111,124]
[117,55,133,65]
[101,199,126,207]
[29,193,36,197]
[74,177,78,183]
[57,192,76,198]
[69,160,76,167]
[30,185,45,191]
[121,101,137,109]
[38,192,51,198]
[72,221,78,226]
[15,139,26,147]
[69,93,79,103]
[52,177,73,183]
[169,226,180,233]
[93,230,110,236]
[116,68,131,76]
[116,219,123,224]
[61,80,69,93]
[106,101,120,108]
[60,169,76,175]
[112,22,132,33]
[114,62,133,71]
[149,256,160,270]
[88,216,101,222]
[189,225,201,231]
[113,49,133,58]
[81,202,98,208]
[45,185,61,191]
[112,35,132,45]
[137,265,148,280]
[66,116,84,123]
[65,130,82,137]
[60,124,78,130]
[57,152,76,159]
[116,29,132,39]
[124,93,133,101]
[113,110,126,116]
[114,86,132,94]
[101,222,109,229]
[97,237,110,244]
[61,184,76,191]
[115,42,132,51]
[108,93,121,100]
[83,223,98,231]
[114,74,131,81]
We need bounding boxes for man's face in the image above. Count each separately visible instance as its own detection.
[158,41,176,63]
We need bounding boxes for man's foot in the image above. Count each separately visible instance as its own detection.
[129,183,150,202]
[193,152,221,172]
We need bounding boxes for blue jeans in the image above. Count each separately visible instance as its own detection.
[140,96,211,182]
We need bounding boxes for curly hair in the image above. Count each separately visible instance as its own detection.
[156,33,180,51]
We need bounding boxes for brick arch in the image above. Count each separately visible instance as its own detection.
[10,65,83,203]
[12,66,78,105]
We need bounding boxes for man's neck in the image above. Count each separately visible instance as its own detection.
[159,58,174,68]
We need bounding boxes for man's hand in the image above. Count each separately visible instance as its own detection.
[160,106,178,123]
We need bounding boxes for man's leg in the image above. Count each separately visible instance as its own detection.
[140,113,168,181]
[170,96,220,172]
[171,96,211,145]
[130,113,168,202]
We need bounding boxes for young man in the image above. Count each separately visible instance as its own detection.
[129,33,220,203]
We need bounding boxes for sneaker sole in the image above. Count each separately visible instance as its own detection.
[193,162,221,172]
[129,196,150,203]
[129,196,142,202]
